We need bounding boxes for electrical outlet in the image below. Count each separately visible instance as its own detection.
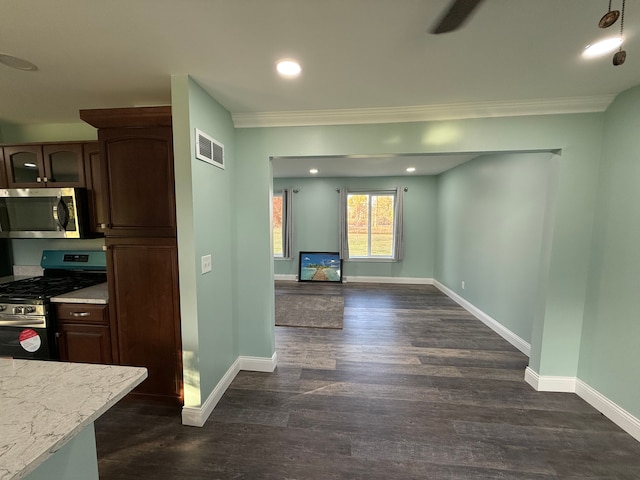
[201,254,212,274]
[461,280,465,290]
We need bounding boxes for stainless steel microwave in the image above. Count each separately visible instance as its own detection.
[0,188,90,239]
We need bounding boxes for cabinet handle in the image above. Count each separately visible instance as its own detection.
[43,177,48,183]
[70,312,91,317]
[36,177,42,183]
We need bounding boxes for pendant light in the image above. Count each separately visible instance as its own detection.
[613,0,627,65]
[599,0,620,28]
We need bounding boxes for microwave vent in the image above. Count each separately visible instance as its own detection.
[195,128,224,169]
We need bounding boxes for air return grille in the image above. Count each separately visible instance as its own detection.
[195,128,224,169]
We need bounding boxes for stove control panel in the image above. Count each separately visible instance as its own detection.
[0,303,46,317]
[12,306,37,315]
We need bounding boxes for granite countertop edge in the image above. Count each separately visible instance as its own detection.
[50,282,109,304]
[1,360,147,480]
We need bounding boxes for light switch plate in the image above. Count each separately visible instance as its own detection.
[201,254,212,274]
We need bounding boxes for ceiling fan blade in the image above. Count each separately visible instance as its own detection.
[430,0,485,34]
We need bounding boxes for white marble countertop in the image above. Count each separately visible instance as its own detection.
[50,282,109,304]
[0,359,147,480]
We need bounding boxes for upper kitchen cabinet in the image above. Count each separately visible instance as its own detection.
[0,148,7,188]
[3,143,86,188]
[3,145,44,188]
[82,142,106,234]
[80,107,176,237]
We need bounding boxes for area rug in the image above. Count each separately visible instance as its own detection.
[275,294,344,329]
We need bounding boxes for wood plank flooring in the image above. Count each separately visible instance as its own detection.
[95,282,640,479]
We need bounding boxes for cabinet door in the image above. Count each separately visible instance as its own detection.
[83,142,106,234]
[43,143,85,187]
[57,323,113,364]
[0,148,7,188]
[100,127,176,237]
[3,145,45,188]
[107,240,182,404]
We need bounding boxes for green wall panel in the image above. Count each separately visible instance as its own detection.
[436,152,555,344]
[579,85,640,419]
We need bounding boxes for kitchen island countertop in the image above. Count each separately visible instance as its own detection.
[0,359,146,480]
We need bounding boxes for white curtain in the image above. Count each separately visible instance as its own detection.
[338,187,349,260]
[393,186,404,261]
[282,188,294,259]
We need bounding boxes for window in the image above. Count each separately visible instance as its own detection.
[272,192,284,257]
[272,189,293,258]
[347,192,395,258]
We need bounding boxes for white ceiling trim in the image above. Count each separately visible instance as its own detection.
[232,95,616,129]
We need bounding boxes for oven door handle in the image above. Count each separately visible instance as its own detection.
[0,317,46,326]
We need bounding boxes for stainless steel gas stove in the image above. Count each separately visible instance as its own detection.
[0,250,106,360]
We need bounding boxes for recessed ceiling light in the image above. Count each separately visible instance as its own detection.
[583,37,623,58]
[276,59,302,78]
[309,168,318,174]
[0,54,38,71]
[406,167,416,173]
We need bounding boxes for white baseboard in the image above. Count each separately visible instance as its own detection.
[181,353,278,427]
[274,274,433,284]
[274,274,297,281]
[525,367,640,443]
[345,276,433,285]
[239,352,278,372]
[182,357,241,427]
[433,280,531,356]
[524,366,576,392]
[576,379,640,443]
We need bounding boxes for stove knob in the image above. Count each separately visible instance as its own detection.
[24,306,36,314]
[13,306,24,315]
[0,305,6,312]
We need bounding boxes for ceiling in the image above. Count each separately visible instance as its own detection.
[1,0,639,176]
[271,153,479,178]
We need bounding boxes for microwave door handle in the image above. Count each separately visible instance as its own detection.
[52,197,70,231]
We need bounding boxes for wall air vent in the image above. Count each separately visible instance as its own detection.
[195,128,224,169]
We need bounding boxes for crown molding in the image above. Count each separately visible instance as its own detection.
[232,95,616,128]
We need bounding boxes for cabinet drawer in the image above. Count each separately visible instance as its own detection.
[56,304,108,324]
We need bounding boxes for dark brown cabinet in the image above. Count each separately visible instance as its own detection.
[98,127,176,237]
[0,148,7,188]
[106,238,182,403]
[3,143,86,188]
[56,303,114,364]
[82,142,106,234]
[80,106,183,406]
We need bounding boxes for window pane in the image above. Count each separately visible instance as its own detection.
[347,194,369,256]
[371,195,394,256]
[346,192,395,259]
[272,194,283,256]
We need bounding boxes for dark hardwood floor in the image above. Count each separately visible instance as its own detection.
[95,282,640,479]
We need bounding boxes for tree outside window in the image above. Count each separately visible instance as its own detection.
[272,193,284,257]
[347,193,395,257]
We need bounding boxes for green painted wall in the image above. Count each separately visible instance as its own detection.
[579,85,640,419]
[436,152,555,344]
[172,75,238,407]
[236,113,603,375]
[273,175,437,279]
[0,122,96,143]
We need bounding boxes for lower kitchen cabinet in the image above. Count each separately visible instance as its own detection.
[56,304,114,364]
[106,238,183,405]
